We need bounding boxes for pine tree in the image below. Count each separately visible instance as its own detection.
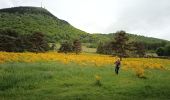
[114,30,129,60]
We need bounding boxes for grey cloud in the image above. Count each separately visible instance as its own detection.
[105,0,170,40]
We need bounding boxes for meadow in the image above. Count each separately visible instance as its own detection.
[0,52,170,100]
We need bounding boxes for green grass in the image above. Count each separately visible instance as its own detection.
[0,62,170,100]
[82,46,96,53]
[50,43,97,53]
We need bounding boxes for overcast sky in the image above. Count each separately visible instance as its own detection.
[0,0,170,40]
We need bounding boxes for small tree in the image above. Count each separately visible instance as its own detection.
[156,47,165,56]
[97,41,115,55]
[114,30,129,60]
[28,32,50,53]
[73,39,82,54]
[58,41,73,53]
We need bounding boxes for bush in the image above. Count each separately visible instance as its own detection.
[164,45,170,56]
[0,29,23,52]
[27,32,50,53]
[96,42,113,55]
[58,41,73,53]
[156,47,165,56]
[0,29,50,52]
[73,39,82,54]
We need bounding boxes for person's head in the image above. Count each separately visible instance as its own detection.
[117,58,120,61]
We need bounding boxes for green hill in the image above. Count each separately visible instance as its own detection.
[0,6,169,46]
[80,33,170,47]
[0,6,87,42]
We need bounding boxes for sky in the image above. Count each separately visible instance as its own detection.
[0,0,170,40]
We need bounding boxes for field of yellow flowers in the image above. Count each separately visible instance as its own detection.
[0,52,170,77]
[0,52,170,100]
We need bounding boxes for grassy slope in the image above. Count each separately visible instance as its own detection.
[89,33,170,44]
[0,7,169,44]
[0,62,170,100]
[0,7,87,42]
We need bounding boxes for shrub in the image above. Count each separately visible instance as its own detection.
[73,39,82,54]
[0,29,23,52]
[0,29,50,52]
[164,45,170,56]
[27,32,50,53]
[95,75,102,86]
[58,41,73,53]
[156,47,165,56]
[96,42,114,55]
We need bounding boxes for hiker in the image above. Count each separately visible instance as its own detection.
[114,58,121,75]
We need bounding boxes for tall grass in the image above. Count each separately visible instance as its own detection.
[0,62,170,100]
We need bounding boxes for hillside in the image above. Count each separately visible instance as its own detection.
[81,33,170,46]
[0,6,169,45]
[0,6,87,42]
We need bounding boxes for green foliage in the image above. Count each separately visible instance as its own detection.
[58,41,73,53]
[156,47,165,56]
[59,39,82,54]
[96,42,104,54]
[0,6,169,52]
[0,7,87,43]
[96,32,147,57]
[156,45,170,56]
[164,45,170,56]
[96,32,170,56]
[50,43,57,51]
[27,32,50,53]
[0,29,24,52]
[73,39,82,54]
[0,29,49,52]
[96,42,114,55]
[114,31,129,58]
[89,33,170,52]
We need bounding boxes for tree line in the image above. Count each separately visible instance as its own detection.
[58,39,82,54]
[0,29,170,57]
[156,45,170,56]
[0,29,49,53]
[96,31,170,58]
[0,29,82,54]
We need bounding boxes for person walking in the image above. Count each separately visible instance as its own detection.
[114,58,121,75]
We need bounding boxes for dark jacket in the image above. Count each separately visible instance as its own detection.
[114,60,121,67]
